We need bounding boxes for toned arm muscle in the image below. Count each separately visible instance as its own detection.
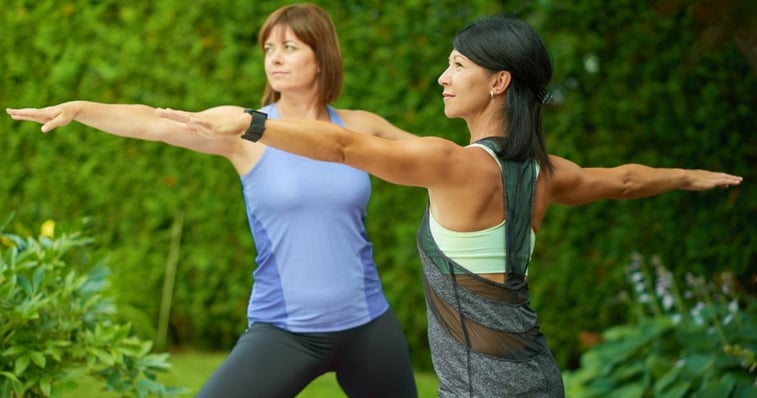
[549,155,742,205]
[264,119,460,188]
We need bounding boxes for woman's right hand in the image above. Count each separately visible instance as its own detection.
[6,102,80,133]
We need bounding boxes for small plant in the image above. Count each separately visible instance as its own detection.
[564,252,756,398]
[0,218,186,397]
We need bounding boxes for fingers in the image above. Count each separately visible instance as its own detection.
[7,107,57,132]
[155,108,213,135]
[7,105,79,133]
[696,171,742,190]
[155,108,208,137]
[712,172,742,187]
[6,107,44,122]
[41,112,68,133]
[155,108,191,123]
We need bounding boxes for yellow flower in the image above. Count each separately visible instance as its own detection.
[41,220,55,238]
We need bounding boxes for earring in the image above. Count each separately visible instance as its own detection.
[489,91,495,99]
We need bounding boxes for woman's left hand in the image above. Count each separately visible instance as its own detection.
[156,108,246,139]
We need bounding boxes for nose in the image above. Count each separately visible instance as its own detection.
[437,67,451,86]
[267,48,283,65]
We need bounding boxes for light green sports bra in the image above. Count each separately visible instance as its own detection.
[428,143,538,274]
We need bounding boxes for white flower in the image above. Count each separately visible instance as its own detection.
[662,295,674,311]
[728,300,739,314]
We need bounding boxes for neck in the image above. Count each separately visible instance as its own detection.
[276,94,330,121]
[466,108,506,144]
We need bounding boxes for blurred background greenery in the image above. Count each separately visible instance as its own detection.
[1,0,754,377]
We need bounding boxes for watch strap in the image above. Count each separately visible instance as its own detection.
[241,108,268,142]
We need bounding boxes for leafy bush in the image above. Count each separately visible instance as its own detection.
[564,253,756,397]
[0,218,185,397]
[1,0,753,372]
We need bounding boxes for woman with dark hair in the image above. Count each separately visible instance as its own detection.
[156,14,742,397]
[7,3,418,398]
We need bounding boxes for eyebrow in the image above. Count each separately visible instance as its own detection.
[264,38,300,46]
[449,54,466,63]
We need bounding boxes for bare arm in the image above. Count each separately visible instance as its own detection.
[6,101,244,157]
[156,107,466,189]
[548,155,743,206]
[337,109,417,140]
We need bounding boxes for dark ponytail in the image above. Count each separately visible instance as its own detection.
[453,15,554,174]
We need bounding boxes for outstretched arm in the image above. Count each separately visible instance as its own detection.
[156,107,465,189]
[548,155,743,206]
[6,101,243,157]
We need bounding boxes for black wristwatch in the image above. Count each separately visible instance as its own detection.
[241,108,268,142]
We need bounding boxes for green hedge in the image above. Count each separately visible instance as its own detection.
[1,0,753,372]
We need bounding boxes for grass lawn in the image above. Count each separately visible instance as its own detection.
[70,349,439,397]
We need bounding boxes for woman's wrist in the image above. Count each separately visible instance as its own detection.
[241,109,267,142]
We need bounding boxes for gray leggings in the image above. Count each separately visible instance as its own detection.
[196,310,418,398]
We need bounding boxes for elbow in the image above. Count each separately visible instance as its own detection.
[615,166,646,199]
[328,133,351,164]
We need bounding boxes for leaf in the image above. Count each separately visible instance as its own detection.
[654,366,683,395]
[39,375,52,396]
[0,371,20,384]
[611,383,645,398]
[45,346,63,362]
[95,349,116,366]
[32,266,45,292]
[657,382,691,398]
[682,354,716,378]
[1,346,20,357]
[140,353,172,372]
[15,275,32,296]
[29,351,46,368]
[136,378,165,393]
[13,355,30,375]
[645,354,673,379]
[695,376,735,397]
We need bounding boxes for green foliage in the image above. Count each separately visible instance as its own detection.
[0,0,753,373]
[564,253,757,397]
[0,218,185,397]
[528,0,755,369]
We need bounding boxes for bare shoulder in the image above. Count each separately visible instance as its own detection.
[334,108,385,131]
[333,108,416,140]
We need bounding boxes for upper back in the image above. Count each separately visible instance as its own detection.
[427,142,507,233]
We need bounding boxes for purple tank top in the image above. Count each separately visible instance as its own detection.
[240,104,389,332]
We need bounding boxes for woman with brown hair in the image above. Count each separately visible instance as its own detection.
[7,4,418,397]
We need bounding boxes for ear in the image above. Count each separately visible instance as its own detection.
[490,71,511,96]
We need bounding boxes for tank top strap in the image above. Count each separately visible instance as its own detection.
[472,138,537,280]
[259,104,344,127]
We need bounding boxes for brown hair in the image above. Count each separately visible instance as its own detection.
[258,3,343,107]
